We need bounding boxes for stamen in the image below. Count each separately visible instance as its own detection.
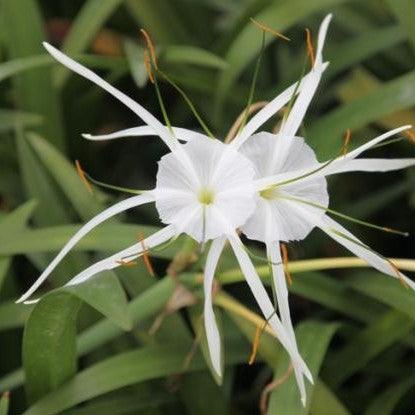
[139,233,155,277]
[281,194,409,237]
[237,31,266,135]
[404,129,415,144]
[140,28,158,69]
[305,28,315,67]
[280,243,293,285]
[156,69,215,139]
[341,129,352,156]
[81,169,144,195]
[248,321,267,365]
[75,160,93,194]
[250,18,291,41]
[225,101,268,143]
[143,50,155,84]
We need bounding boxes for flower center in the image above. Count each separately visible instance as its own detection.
[198,188,215,205]
[259,186,279,200]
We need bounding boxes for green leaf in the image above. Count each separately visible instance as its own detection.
[0,301,33,332]
[0,392,10,415]
[1,0,65,149]
[25,133,102,221]
[327,25,405,78]
[0,224,179,259]
[216,0,346,113]
[21,342,248,415]
[268,321,338,414]
[65,271,132,331]
[0,109,42,132]
[0,55,127,84]
[55,0,125,88]
[162,46,228,69]
[125,0,191,44]
[323,311,414,386]
[347,271,415,322]
[386,0,415,52]
[310,380,351,415]
[364,374,415,415]
[23,292,80,402]
[22,272,131,401]
[310,69,415,158]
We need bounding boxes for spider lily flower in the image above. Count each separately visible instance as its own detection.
[73,15,334,405]
[16,41,314,391]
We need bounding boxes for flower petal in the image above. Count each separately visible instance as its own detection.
[278,14,331,139]
[204,236,227,377]
[43,42,190,168]
[16,192,155,303]
[292,203,415,290]
[232,62,329,149]
[331,158,415,174]
[83,126,208,143]
[227,234,313,384]
[65,224,176,287]
[255,125,412,190]
[266,239,307,405]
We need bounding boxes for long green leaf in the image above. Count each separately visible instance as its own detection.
[23,292,81,402]
[310,69,415,158]
[22,342,248,415]
[0,392,9,415]
[0,109,42,132]
[347,271,415,322]
[55,0,125,88]
[268,321,338,414]
[1,0,65,149]
[310,380,351,415]
[386,0,415,52]
[364,374,415,415]
[25,133,102,221]
[323,311,414,386]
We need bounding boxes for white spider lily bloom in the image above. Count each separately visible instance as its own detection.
[71,16,335,404]
[16,42,314,391]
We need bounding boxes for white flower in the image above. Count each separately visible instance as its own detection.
[85,13,415,405]
[17,41,315,392]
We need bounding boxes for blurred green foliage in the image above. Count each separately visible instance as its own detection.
[0,0,414,414]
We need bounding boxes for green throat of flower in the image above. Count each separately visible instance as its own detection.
[198,188,215,205]
[259,186,279,200]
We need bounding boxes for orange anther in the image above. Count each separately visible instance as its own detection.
[281,243,292,286]
[139,233,155,277]
[342,129,352,156]
[305,28,315,67]
[143,50,155,84]
[249,323,264,365]
[250,18,290,41]
[75,160,93,194]
[140,28,158,69]
[116,259,137,267]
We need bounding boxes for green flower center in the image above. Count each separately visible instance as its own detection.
[198,188,215,205]
[259,186,279,200]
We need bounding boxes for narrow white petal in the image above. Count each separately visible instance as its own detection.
[16,192,155,303]
[266,239,307,404]
[227,234,313,384]
[65,224,176,287]
[83,126,208,143]
[232,63,329,149]
[293,204,415,290]
[43,42,180,153]
[204,236,227,377]
[331,158,415,174]
[278,14,332,140]
[255,125,412,190]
